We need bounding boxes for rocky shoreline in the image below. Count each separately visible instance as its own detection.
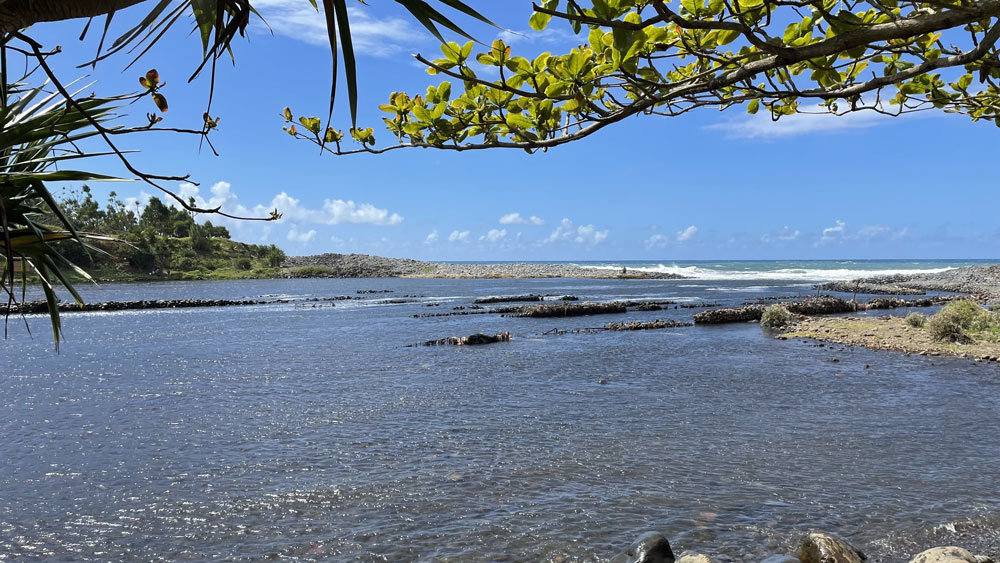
[819,266,1000,303]
[283,253,687,279]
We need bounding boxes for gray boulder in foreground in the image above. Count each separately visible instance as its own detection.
[611,532,675,563]
[908,546,979,563]
[797,533,866,563]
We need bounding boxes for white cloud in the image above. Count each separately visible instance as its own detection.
[761,226,801,243]
[480,228,507,243]
[250,192,402,226]
[645,233,669,250]
[545,218,609,245]
[449,230,470,242]
[705,111,891,140]
[251,1,423,56]
[424,229,439,244]
[855,225,891,239]
[499,212,545,225]
[123,190,152,212]
[817,219,847,245]
[322,199,403,226]
[676,225,698,242]
[287,226,316,243]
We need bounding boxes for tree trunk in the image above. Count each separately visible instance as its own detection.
[0,0,147,33]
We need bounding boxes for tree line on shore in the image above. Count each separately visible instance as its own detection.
[46,186,286,280]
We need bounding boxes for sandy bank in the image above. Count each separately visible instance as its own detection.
[781,315,1000,362]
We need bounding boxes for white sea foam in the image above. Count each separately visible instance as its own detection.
[579,264,955,282]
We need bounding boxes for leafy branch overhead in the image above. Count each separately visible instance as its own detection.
[285,0,1000,155]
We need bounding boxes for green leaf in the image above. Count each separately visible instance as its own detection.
[747,99,760,114]
[505,113,534,129]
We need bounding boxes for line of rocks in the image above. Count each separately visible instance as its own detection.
[3,298,281,315]
[814,281,926,295]
[693,296,955,324]
[611,531,993,563]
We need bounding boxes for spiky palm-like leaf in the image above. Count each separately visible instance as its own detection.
[1,80,129,347]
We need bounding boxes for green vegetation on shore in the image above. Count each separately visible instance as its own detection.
[927,300,1000,343]
[47,187,287,281]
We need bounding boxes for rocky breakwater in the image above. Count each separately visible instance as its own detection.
[4,297,278,315]
[826,266,1000,302]
[410,262,689,279]
[609,531,994,563]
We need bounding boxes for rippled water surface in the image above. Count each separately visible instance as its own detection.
[3,278,999,561]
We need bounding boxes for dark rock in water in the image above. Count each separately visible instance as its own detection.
[908,546,978,563]
[798,533,866,563]
[558,295,579,301]
[784,297,856,315]
[695,297,857,324]
[605,320,692,331]
[611,532,675,563]
[693,305,766,324]
[413,331,512,347]
[761,556,804,563]
[473,294,545,304]
[503,301,628,318]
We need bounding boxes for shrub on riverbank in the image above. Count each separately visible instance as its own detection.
[927,300,1000,343]
[760,304,791,328]
[906,312,927,328]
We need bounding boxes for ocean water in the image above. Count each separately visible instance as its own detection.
[2,261,999,562]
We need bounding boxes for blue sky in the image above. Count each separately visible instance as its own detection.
[27,1,1000,261]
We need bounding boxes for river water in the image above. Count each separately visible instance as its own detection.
[3,271,999,561]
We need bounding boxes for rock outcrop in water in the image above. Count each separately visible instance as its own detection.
[413,331,512,347]
[797,533,866,563]
[815,280,926,295]
[3,297,280,315]
[610,532,675,563]
[502,301,628,318]
[473,294,545,304]
[908,546,982,563]
[694,296,955,325]
[605,320,692,330]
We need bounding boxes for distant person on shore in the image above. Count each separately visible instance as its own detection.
[622,266,627,275]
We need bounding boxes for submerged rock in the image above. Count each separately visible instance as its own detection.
[413,331,512,347]
[761,556,803,563]
[676,553,719,562]
[908,546,978,563]
[605,320,692,331]
[611,532,675,563]
[797,533,866,563]
[473,294,545,304]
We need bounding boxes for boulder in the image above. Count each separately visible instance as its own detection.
[761,556,803,563]
[797,533,866,563]
[908,547,977,563]
[611,532,675,563]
